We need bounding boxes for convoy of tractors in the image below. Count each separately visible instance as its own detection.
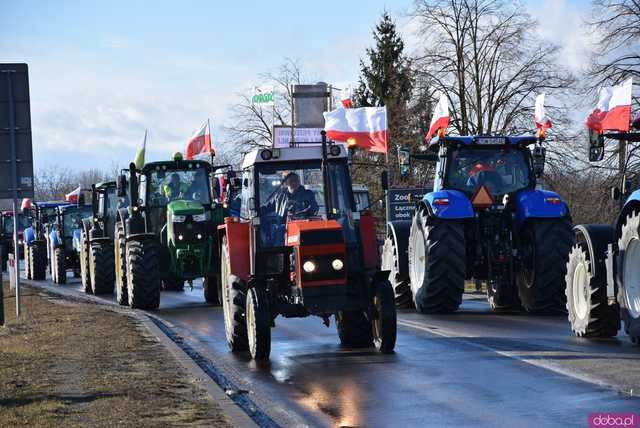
[2,87,639,360]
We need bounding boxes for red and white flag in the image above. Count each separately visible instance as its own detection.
[586,78,633,133]
[65,186,81,203]
[341,85,353,109]
[426,93,450,143]
[534,93,552,130]
[323,106,387,153]
[185,120,214,160]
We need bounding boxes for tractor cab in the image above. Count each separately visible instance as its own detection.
[248,148,358,250]
[240,144,363,282]
[430,135,541,207]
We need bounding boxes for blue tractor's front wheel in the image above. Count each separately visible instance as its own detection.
[408,211,465,314]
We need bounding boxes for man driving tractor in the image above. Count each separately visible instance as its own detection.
[164,173,189,201]
[270,172,319,220]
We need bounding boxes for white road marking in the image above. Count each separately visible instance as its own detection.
[397,317,635,396]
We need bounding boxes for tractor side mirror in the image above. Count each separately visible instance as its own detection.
[611,186,621,201]
[398,147,410,178]
[117,175,127,197]
[381,171,389,191]
[243,178,249,188]
[532,146,546,177]
[588,129,605,162]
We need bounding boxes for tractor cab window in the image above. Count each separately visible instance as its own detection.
[445,146,531,197]
[40,207,58,225]
[256,160,355,247]
[3,214,31,234]
[145,167,211,207]
[62,206,92,237]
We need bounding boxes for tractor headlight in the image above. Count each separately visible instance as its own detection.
[332,259,344,271]
[197,233,203,240]
[302,261,316,273]
[192,213,207,222]
[173,215,187,223]
[178,234,184,241]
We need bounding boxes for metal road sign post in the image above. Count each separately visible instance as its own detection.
[1,63,35,318]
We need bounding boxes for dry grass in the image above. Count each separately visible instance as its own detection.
[0,282,231,428]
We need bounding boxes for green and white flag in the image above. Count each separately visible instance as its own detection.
[251,86,274,106]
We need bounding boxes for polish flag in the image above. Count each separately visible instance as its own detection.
[426,93,449,143]
[185,120,214,160]
[323,106,387,153]
[534,93,552,130]
[341,85,353,109]
[65,186,81,203]
[586,78,633,133]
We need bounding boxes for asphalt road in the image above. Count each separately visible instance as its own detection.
[14,273,640,428]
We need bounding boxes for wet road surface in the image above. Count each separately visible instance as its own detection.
[19,274,640,427]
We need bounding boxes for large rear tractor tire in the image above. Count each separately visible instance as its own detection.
[617,211,640,344]
[24,242,32,280]
[80,230,92,294]
[381,236,412,308]
[126,239,161,310]
[53,247,66,284]
[336,310,373,348]
[517,218,573,313]
[203,275,220,305]
[220,236,248,351]
[565,244,619,337]
[372,279,397,353]
[30,241,47,281]
[90,241,115,295]
[408,213,465,314]
[115,222,128,306]
[246,287,271,360]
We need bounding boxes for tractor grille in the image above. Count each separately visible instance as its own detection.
[174,219,206,243]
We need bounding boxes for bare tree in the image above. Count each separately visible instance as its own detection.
[225,58,305,150]
[587,0,640,89]
[412,0,575,136]
[34,166,110,201]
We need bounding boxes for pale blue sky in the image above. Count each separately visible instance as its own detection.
[1,0,590,171]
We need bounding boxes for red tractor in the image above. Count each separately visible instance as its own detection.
[218,134,397,359]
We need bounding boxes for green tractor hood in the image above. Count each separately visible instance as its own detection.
[167,200,205,216]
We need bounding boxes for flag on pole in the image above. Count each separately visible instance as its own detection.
[134,129,147,169]
[426,93,450,143]
[534,94,552,130]
[65,186,82,203]
[185,120,214,160]
[323,106,387,153]
[341,85,353,109]
[586,78,633,133]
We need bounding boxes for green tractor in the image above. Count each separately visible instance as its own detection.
[115,154,231,310]
[79,181,128,295]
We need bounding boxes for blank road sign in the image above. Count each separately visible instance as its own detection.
[0,63,34,199]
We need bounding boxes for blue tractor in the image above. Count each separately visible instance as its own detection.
[388,135,573,313]
[565,124,640,343]
[47,202,93,284]
[24,201,71,280]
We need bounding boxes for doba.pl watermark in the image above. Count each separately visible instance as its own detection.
[589,413,639,428]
